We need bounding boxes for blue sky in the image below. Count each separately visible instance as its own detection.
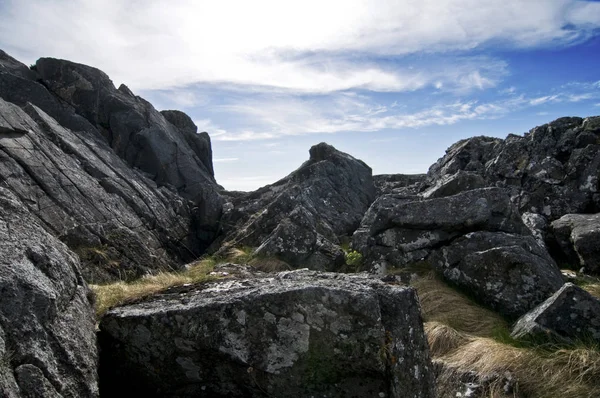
[1,0,600,190]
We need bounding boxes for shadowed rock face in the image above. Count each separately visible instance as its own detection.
[550,213,600,274]
[98,270,435,398]
[0,187,98,397]
[216,143,376,271]
[430,231,564,319]
[0,51,221,281]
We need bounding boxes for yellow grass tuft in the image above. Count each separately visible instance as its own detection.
[583,283,600,299]
[437,337,600,397]
[413,273,508,337]
[90,258,216,318]
[411,272,600,398]
[424,321,468,357]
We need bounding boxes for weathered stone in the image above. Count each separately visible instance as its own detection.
[373,173,426,196]
[431,231,564,318]
[0,49,226,281]
[0,96,203,281]
[421,170,486,199]
[425,116,600,220]
[217,143,375,271]
[99,270,435,398]
[550,213,600,274]
[521,212,548,248]
[353,188,529,270]
[34,57,223,242]
[511,283,600,343]
[0,187,98,397]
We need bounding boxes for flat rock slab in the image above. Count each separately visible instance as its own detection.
[99,270,435,398]
[512,283,600,343]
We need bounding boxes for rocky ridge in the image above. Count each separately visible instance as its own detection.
[1,49,600,397]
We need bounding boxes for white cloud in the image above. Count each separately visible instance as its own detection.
[529,95,560,106]
[203,78,600,141]
[1,0,599,94]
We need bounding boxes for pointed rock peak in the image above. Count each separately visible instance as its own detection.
[161,109,198,134]
[117,84,135,97]
[309,142,346,162]
[0,49,37,80]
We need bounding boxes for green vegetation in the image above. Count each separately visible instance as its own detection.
[412,271,600,397]
[344,250,363,268]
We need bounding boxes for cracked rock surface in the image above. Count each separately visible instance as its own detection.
[0,187,98,397]
[215,143,376,271]
[1,51,220,282]
[99,270,435,398]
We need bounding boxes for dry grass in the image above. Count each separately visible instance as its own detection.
[435,336,600,397]
[90,258,217,318]
[412,272,600,398]
[89,247,289,318]
[425,322,468,357]
[582,283,600,299]
[413,272,507,337]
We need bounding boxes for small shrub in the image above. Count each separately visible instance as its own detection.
[344,250,363,267]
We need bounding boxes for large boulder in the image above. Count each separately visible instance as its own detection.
[34,57,223,241]
[424,117,600,220]
[217,143,376,270]
[511,283,600,343]
[0,187,98,397]
[98,270,435,398]
[430,232,564,318]
[0,51,221,281]
[353,188,529,270]
[550,213,600,274]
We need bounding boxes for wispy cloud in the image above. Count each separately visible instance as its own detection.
[204,79,600,141]
[1,0,599,93]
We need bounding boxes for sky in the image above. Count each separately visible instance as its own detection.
[1,0,600,191]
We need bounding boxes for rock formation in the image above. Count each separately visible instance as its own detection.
[0,187,98,397]
[1,50,221,281]
[425,117,600,220]
[215,142,376,271]
[353,188,564,317]
[2,48,600,397]
[99,270,435,398]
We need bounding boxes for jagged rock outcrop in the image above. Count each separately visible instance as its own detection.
[511,283,600,343]
[425,117,600,220]
[215,143,376,271]
[550,213,600,274]
[0,187,98,397]
[353,188,529,270]
[421,170,486,199]
[33,57,223,235]
[98,269,435,398]
[0,50,220,281]
[353,187,564,317]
